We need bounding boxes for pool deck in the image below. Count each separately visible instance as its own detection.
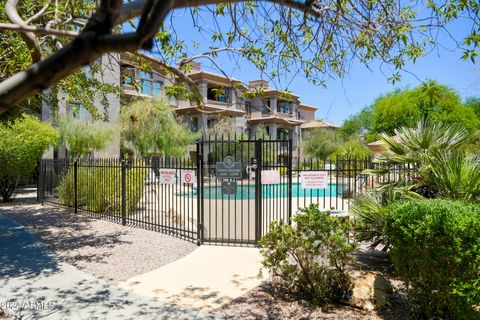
[134,183,350,243]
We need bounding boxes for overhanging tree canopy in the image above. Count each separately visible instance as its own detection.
[0,0,479,115]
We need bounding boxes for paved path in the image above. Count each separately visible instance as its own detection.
[119,245,266,312]
[0,214,218,320]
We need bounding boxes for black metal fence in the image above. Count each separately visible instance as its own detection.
[37,138,416,245]
[38,157,198,242]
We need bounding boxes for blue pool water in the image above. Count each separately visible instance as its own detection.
[182,183,345,200]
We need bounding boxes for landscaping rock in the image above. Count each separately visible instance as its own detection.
[345,270,393,311]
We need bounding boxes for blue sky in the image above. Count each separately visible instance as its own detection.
[160,6,479,125]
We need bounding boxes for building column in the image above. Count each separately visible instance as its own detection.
[269,97,278,113]
[95,53,121,158]
[198,80,208,104]
[270,123,278,139]
[199,114,208,136]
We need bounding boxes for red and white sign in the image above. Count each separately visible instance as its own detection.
[159,169,177,184]
[300,171,328,189]
[181,170,196,184]
[261,170,280,184]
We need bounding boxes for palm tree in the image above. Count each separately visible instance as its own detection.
[374,117,477,197]
[430,152,480,201]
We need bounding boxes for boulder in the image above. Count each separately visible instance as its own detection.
[345,270,393,311]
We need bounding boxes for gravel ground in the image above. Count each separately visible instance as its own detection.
[0,198,197,284]
[2,194,413,319]
[214,246,415,320]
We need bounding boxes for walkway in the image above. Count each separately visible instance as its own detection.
[0,214,217,320]
[119,245,266,312]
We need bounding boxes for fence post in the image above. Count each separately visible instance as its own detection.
[254,139,263,242]
[74,159,78,214]
[36,160,42,203]
[335,155,339,209]
[121,160,127,226]
[287,138,293,224]
[196,140,204,245]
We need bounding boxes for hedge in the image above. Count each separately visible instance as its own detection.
[386,199,480,319]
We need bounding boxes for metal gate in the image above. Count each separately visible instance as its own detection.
[197,138,293,245]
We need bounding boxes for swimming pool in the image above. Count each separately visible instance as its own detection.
[181,183,345,200]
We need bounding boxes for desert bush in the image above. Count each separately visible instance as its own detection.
[259,204,356,305]
[373,117,474,196]
[56,115,116,159]
[350,184,422,250]
[58,160,147,215]
[303,128,343,159]
[0,115,59,201]
[120,96,198,157]
[430,152,480,201]
[386,199,480,319]
[330,140,371,160]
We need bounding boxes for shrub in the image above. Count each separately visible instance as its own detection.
[303,128,343,159]
[0,115,59,201]
[58,161,147,215]
[330,140,371,160]
[351,185,422,250]
[119,96,199,157]
[259,204,356,305]
[386,199,480,319]
[56,115,116,159]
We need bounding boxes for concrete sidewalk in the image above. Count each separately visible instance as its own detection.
[119,245,266,312]
[0,214,218,320]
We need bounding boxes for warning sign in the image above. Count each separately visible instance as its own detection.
[181,170,196,184]
[300,171,328,189]
[159,169,177,184]
[261,170,280,184]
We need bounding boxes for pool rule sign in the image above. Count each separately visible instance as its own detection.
[216,156,242,179]
[300,171,328,189]
[216,156,242,194]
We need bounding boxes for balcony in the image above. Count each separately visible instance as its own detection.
[246,111,303,126]
[174,98,245,117]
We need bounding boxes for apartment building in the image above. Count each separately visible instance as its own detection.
[44,53,325,161]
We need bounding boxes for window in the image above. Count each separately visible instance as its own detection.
[263,99,270,109]
[277,101,292,114]
[123,73,133,86]
[139,71,163,96]
[207,86,230,103]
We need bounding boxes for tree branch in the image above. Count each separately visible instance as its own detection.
[0,22,79,37]
[117,0,326,25]
[0,0,175,113]
[5,0,44,62]
[25,0,52,24]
